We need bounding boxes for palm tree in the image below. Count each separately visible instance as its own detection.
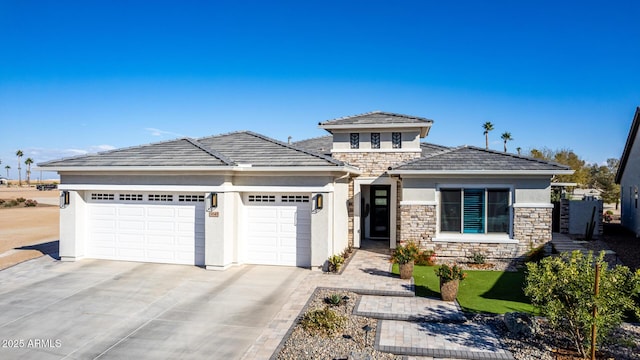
[5,165,10,178]
[16,150,23,186]
[501,132,513,152]
[25,158,33,185]
[482,122,494,150]
[516,147,522,155]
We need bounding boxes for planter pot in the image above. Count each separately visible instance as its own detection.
[439,279,459,301]
[399,261,414,280]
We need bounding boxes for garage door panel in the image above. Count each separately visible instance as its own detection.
[87,196,205,266]
[119,221,145,231]
[118,207,145,217]
[245,194,311,267]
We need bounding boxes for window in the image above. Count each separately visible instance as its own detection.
[392,132,402,149]
[370,133,380,149]
[178,195,205,202]
[248,195,275,203]
[281,195,309,203]
[91,193,114,201]
[148,194,173,202]
[350,133,359,149]
[119,194,143,201]
[440,188,510,234]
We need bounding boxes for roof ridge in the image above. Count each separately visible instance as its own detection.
[292,134,333,143]
[184,138,235,165]
[243,131,347,166]
[389,146,459,169]
[462,145,571,169]
[320,110,432,125]
[38,137,194,167]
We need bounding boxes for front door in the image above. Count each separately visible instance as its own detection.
[370,185,390,238]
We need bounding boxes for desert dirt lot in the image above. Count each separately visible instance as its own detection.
[0,187,60,269]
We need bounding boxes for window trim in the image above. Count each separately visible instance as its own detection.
[391,132,402,149]
[370,132,380,149]
[350,133,360,149]
[435,185,514,240]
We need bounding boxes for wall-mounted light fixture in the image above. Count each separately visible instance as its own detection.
[209,192,218,211]
[315,194,323,210]
[635,186,638,209]
[60,191,70,208]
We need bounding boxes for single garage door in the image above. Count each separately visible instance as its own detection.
[245,194,311,267]
[87,192,205,266]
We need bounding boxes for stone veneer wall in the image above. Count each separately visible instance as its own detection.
[333,152,421,177]
[398,205,552,262]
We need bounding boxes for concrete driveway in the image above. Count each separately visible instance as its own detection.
[0,257,307,359]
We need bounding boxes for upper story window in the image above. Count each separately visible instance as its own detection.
[392,132,402,149]
[440,188,510,234]
[350,133,360,149]
[371,133,380,149]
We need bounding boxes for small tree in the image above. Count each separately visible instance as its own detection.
[525,251,640,358]
[24,158,33,186]
[501,132,513,152]
[482,121,494,150]
[16,150,23,186]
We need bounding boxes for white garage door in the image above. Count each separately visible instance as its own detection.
[87,192,205,266]
[245,194,311,267]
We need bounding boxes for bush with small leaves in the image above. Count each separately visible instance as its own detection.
[16,197,26,203]
[327,254,344,273]
[415,249,436,266]
[468,252,486,264]
[300,307,346,336]
[525,250,640,358]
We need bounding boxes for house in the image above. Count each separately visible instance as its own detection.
[0,177,7,185]
[38,111,572,269]
[615,107,640,237]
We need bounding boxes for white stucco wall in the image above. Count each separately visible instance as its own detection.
[620,132,640,236]
[59,190,87,261]
[331,130,421,151]
[332,178,350,254]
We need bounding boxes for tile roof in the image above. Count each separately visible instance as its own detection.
[320,111,433,126]
[39,138,232,167]
[420,142,450,157]
[292,135,333,156]
[39,132,346,168]
[392,145,571,172]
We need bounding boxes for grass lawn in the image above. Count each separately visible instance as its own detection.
[394,264,536,314]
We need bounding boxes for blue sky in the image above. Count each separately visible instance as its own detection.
[1,0,638,180]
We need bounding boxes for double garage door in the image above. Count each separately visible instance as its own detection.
[87,192,205,266]
[244,194,312,267]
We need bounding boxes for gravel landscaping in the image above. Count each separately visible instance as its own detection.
[275,289,640,360]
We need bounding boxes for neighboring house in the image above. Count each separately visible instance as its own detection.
[615,107,640,237]
[0,177,7,185]
[39,111,572,269]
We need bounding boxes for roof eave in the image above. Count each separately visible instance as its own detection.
[387,169,575,176]
[36,165,362,175]
[319,123,432,132]
[615,107,640,184]
[231,165,362,175]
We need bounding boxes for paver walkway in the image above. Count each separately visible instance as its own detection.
[378,321,514,360]
[355,295,465,322]
[551,232,590,255]
[242,244,513,360]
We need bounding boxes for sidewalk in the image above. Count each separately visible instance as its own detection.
[242,245,514,360]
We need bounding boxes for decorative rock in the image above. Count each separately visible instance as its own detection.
[503,312,539,338]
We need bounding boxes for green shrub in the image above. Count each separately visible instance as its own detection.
[0,199,4,205]
[435,264,466,282]
[525,250,640,358]
[324,293,343,306]
[300,307,346,336]
[2,200,18,207]
[415,249,436,266]
[468,252,486,264]
[327,254,344,273]
[390,241,420,265]
[16,197,26,203]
